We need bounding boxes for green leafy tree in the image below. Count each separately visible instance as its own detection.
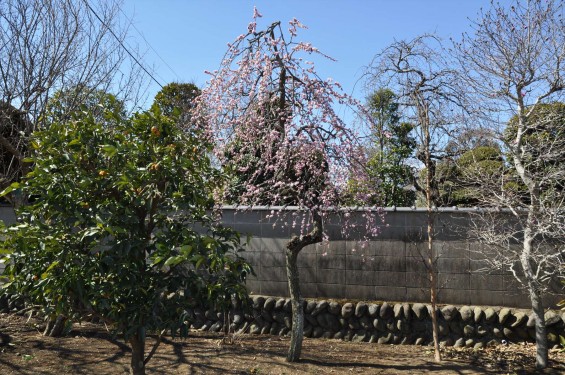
[432,145,505,207]
[0,105,251,375]
[43,85,126,126]
[153,82,200,124]
[347,89,416,206]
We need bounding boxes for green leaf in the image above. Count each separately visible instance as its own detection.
[179,245,192,255]
[164,256,183,267]
[100,144,118,157]
[0,182,21,197]
[195,255,205,269]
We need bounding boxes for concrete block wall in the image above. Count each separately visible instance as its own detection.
[220,207,563,309]
[0,204,562,308]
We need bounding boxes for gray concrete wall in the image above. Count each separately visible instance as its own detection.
[0,205,561,308]
[221,207,563,309]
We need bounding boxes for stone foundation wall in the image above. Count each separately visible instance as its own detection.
[194,296,565,349]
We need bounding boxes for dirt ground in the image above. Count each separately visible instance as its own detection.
[1,313,565,374]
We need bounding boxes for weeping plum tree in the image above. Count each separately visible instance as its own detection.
[194,8,382,362]
[455,0,565,368]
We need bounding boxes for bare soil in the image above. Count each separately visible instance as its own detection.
[1,313,564,374]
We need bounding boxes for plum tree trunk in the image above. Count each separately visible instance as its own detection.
[129,329,146,375]
[285,248,303,362]
[285,212,323,363]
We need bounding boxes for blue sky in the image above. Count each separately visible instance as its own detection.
[120,0,511,110]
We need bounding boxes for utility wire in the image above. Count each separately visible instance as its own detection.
[82,0,163,88]
[117,4,181,83]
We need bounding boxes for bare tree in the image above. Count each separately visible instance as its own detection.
[0,0,147,203]
[365,34,464,362]
[454,0,565,369]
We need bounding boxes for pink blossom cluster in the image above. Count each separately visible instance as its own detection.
[193,9,383,242]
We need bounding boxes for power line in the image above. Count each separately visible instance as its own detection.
[117,4,182,83]
[82,0,163,89]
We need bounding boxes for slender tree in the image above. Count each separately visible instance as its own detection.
[455,0,565,368]
[365,34,464,362]
[194,8,382,362]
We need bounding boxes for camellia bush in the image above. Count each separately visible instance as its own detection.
[0,103,251,375]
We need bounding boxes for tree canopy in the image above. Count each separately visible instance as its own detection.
[0,104,251,375]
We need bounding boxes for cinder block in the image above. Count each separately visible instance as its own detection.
[437,288,470,305]
[261,222,289,238]
[345,255,375,271]
[436,257,470,273]
[469,259,492,272]
[317,268,345,284]
[466,290,507,307]
[324,224,346,241]
[373,255,406,272]
[260,251,285,267]
[503,275,524,292]
[297,253,317,267]
[405,258,428,273]
[301,283,318,299]
[435,241,469,259]
[375,286,407,302]
[370,240,406,257]
[301,243,317,254]
[317,283,346,299]
[299,267,317,284]
[316,240,347,255]
[260,281,289,297]
[245,281,261,295]
[406,287,429,303]
[234,210,263,224]
[246,237,262,252]
[377,226,408,241]
[376,271,406,287]
[405,271,429,289]
[437,273,470,291]
[317,253,346,269]
[543,294,564,309]
[258,266,287,282]
[405,212,429,227]
[345,285,377,301]
[503,293,530,309]
[260,237,285,253]
[406,242,428,258]
[381,212,405,228]
[219,209,236,225]
[470,274,504,291]
[241,251,261,268]
[346,270,376,286]
[232,222,262,236]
